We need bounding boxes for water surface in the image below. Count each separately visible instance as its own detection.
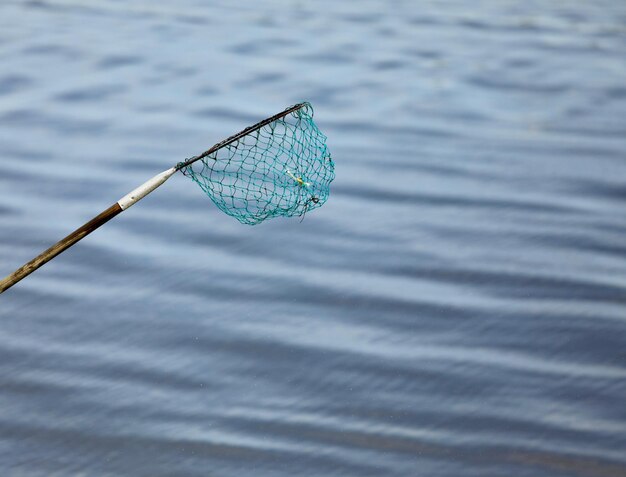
[1,1,625,476]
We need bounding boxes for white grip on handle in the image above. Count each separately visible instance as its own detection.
[117,167,177,210]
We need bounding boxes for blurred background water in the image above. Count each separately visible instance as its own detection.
[1,1,625,476]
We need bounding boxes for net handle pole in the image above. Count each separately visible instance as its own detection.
[0,167,177,295]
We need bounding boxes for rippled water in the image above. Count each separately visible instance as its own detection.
[1,1,626,475]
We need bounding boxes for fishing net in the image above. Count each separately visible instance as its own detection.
[177,102,334,225]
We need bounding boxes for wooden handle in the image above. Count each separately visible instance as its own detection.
[0,203,123,294]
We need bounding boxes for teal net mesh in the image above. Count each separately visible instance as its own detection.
[178,102,334,225]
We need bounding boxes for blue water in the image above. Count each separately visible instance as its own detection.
[1,1,626,475]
